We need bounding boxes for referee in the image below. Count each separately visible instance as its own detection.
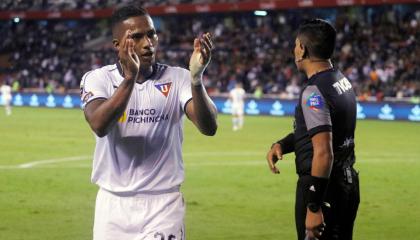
[266,19,359,240]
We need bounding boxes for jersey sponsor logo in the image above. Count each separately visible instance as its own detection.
[120,108,170,124]
[306,92,324,111]
[118,111,127,123]
[155,82,172,97]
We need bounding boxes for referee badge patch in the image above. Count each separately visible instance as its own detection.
[155,82,172,97]
[306,92,324,111]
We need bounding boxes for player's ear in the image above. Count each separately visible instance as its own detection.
[112,39,119,51]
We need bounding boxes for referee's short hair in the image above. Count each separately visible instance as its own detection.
[297,19,336,60]
[110,5,149,30]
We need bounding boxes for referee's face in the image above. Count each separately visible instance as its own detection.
[294,37,305,71]
[113,15,158,70]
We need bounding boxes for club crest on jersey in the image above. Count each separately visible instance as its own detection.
[155,82,172,97]
[306,92,324,111]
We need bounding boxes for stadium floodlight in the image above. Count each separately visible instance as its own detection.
[13,17,20,23]
[254,10,267,16]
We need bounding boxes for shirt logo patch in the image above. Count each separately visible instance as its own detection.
[82,91,94,104]
[155,82,172,97]
[306,92,324,111]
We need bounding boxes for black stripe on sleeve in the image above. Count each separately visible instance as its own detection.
[183,97,193,118]
[307,125,332,138]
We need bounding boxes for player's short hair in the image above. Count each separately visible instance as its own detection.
[110,5,149,30]
[297,19,336,60]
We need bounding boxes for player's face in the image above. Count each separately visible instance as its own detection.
[294,37,305,71]
[114,15,158,69]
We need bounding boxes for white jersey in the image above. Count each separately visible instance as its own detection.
[229,87,245,108]
[80,63,193,194]
[1,85,12,101]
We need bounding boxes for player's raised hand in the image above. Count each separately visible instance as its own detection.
[266,143,283,174]
[189,32,213,86]
[119,30,140,81]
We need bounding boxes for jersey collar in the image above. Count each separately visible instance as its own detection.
[116,62,168,82]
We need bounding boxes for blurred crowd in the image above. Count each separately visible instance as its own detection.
[0,0,241,11]
[1,4,419,101]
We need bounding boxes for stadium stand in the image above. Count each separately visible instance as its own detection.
[0,1,418,101]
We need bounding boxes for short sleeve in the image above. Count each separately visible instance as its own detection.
[80,70,110,109]
[179,69,193,113]
[301,85,332,137]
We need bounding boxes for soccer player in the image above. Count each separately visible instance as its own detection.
[80,5,217,240]
[229,82,246,131]
[266,19,359,240]
[0,80,12,116]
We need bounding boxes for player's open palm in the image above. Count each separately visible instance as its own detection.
[119,30,140,81]
[189,32,213,81]
[266,143,283,174]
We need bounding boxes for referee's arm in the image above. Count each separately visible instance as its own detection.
[311,132,333,178]
[266,133,295,174]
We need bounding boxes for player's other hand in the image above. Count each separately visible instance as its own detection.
[189,32,213,85]
[119,30,140,81]
[266,143,283,174]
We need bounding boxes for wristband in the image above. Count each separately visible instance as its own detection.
[307,176,329,210]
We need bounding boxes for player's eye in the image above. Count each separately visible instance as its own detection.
[130,33,143,39]
[147,30,157,39]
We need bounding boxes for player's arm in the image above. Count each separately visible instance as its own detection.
[186,32,218,136]
[84,30,140,137]
[266,132,294,174]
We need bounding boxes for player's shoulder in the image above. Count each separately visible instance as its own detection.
[81,64,118,85]
[155,63,190,81]
[161,63,188,75]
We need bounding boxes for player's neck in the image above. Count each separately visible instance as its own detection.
[304,59,333,79]
[136,66,154,84]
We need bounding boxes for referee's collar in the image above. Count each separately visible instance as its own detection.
[308,67,335,83]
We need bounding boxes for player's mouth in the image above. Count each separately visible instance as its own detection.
[140,52,154,61]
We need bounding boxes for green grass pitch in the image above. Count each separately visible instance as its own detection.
[0,107,419,239]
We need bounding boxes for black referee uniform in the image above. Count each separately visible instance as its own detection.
[293,68,359,240]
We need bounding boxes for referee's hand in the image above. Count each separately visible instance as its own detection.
[266,143,283,174]
[305,208,326,240]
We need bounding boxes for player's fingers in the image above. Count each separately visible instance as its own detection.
[120,30,130,54]
[203,33,214,50]
[127,40,135,61]
[193,38,200,51]
[200,38,212,56]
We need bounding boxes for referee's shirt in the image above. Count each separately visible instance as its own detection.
[294,68,356,176]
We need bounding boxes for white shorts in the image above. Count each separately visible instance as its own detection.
[231,104,244,116]
[1,96,11,105]
[93,188,185,240]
